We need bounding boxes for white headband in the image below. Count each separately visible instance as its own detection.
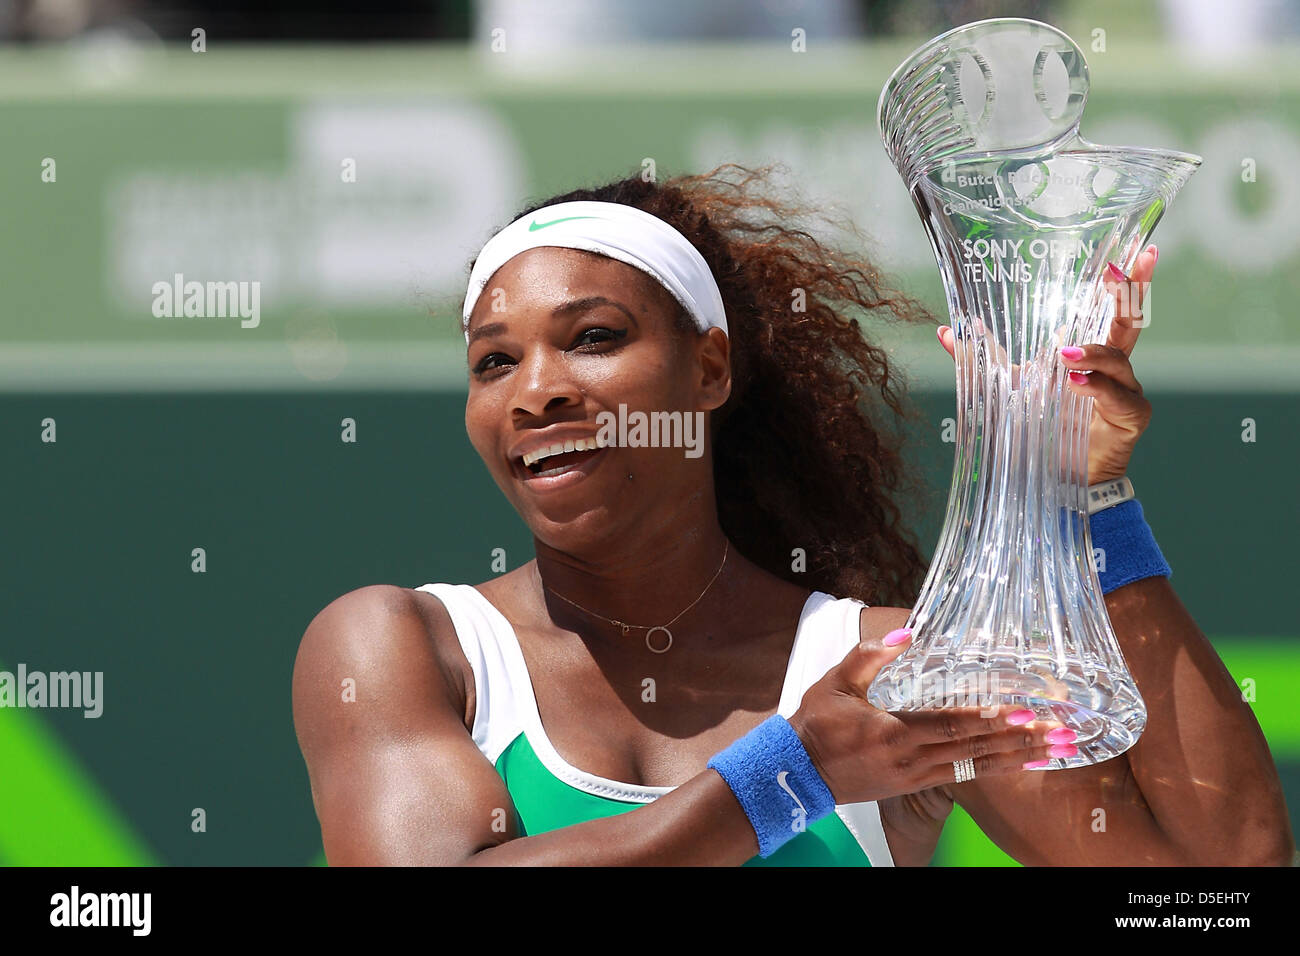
[462,199,728,343]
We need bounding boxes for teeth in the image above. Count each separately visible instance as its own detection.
[521,434,610,469]
[522,443,564,468]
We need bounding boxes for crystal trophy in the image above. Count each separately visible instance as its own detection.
[865,18,1200,768]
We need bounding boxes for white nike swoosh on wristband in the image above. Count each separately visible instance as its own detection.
[776,771,807,814]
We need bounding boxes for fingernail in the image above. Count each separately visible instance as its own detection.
[1068,370,1089,385]
[1007,708,1036,725]
[1147,244,1159,265]
[1022,759,1051,769]
[883,627,912,646]
[936,325,949,344]
[1045,727,1077,744]
[1059,346,1084,361]
[1048,743,1078,758]
[1106,262,1127,283]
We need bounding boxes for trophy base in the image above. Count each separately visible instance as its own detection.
[867,655,1147,770]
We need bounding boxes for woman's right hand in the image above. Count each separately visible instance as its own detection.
[787,630,1071,806]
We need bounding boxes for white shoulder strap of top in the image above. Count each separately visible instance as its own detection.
[412,583,525,766]
[777,592,868,716]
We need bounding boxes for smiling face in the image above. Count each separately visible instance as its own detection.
[464,246,731,553]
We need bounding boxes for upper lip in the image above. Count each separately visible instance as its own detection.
[508,428,609,472]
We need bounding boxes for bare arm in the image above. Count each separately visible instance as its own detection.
[291,585,761,866]
[890,577,1293,866]
[1105,576,1292,863]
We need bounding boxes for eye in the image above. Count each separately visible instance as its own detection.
[573,326,627,349]
[472,352,513,377]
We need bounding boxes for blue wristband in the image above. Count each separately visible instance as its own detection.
[706,714,836,858]
[1091,498,1171,594]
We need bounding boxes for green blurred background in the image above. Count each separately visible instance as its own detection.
[1,0,1296,866]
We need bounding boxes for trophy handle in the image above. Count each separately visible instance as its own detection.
[879,17,1092,186]
[879,17,1200,206]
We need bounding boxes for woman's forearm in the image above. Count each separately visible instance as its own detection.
[461,768,760,866]
[1106,575,1293,864]
[946,575,1293,866]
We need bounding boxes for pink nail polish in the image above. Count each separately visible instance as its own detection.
[1068,370,1089,385]
[1023,759,1051,769]
[1048,743,1078,758]
[1007,709,1036,725]
[1059,346,1084,360]
[883,627,911,646]
[936,326,947,344]
[1106,262,1127,283]
[1148,244,1159,265]
[1046,727,1077,744]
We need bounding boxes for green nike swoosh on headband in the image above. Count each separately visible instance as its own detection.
[528,215,600,231]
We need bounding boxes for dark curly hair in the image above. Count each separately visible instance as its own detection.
[464,163,940,609]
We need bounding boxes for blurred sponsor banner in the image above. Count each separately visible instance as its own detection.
[2,43,1298,390]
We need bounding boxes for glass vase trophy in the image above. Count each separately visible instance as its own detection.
[865,18,1200,768]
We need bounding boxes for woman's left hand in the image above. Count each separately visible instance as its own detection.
[937,244,1159,485]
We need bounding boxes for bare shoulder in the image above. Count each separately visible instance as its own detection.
[291,584,518,864]
[468,562,537,613]
[295,584,435,677]
[292,584,468,744]
[858,604,913,647]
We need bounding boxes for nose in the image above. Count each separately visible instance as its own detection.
[510,345,583,418]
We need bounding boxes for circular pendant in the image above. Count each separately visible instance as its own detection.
[645,626,672,654]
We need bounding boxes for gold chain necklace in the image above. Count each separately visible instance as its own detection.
[540,540,728,654]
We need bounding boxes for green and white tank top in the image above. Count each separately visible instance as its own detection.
[414,583,894,867]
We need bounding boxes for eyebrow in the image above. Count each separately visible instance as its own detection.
[466,296,640,345]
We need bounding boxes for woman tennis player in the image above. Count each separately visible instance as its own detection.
[292,165,1293,866]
